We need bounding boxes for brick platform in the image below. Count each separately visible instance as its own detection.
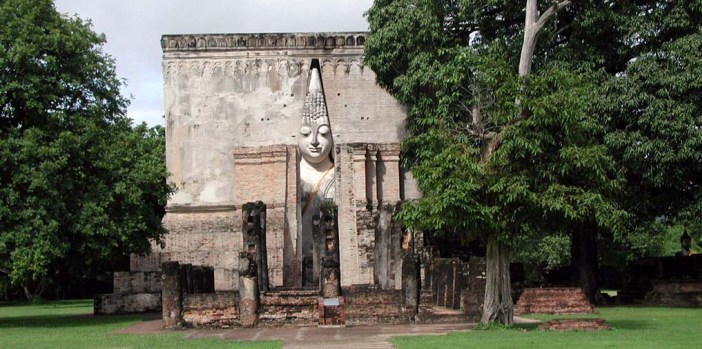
[515,287,594,314]
[540,318,609,331]
[258,289,320,327]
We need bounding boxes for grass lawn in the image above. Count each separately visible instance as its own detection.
[0,300,282,349]
[391,307,702,349]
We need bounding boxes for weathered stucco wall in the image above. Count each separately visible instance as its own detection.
[162,33,408,207]
[154,33,421,292]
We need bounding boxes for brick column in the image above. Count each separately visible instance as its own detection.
[161,261,183,328]
[351,144,368,207]
[378,144,401,203]
[366,145,378,208]
[336,144,359,286]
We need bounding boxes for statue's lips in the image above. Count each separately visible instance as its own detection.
[307,146,323,154]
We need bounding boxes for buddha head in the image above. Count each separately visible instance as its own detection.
[299,67,333,165]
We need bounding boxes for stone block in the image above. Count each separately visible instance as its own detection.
[94,293,161,315]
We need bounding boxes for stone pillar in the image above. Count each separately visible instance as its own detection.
[182,264,193,294]
[192,266,204,294]
[238,253,259,327]
[312,214,324,287]
[161,261,183,328]
[320,201,341,298]
[242,201,269,293]
[402,230,421,320]
[203,267,215,293]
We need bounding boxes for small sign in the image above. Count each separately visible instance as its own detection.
[323,298,340,306]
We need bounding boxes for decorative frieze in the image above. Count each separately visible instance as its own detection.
[162,58,367,81]
[161,32,367,52]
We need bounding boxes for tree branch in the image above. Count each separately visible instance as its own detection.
[534,1,571,34]
[520,0,572,76]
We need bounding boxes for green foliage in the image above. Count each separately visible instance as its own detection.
[367,0,702,269]
[514,233,570,269]
[598,29,702,222]
[0,0,172,297]
[366,0,626,247]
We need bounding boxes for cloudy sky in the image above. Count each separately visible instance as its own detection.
[53,0,374,126]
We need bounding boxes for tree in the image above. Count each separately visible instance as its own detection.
[368,0,702,317]
[365,0,627,323]
[0,0,172,299]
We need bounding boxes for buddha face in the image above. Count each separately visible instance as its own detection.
[299,122,332,164]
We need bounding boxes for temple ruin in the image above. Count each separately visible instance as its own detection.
[95,32,486,327]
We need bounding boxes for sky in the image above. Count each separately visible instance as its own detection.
[53,0,374,126]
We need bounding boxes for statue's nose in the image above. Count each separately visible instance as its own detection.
[311,130,319,146]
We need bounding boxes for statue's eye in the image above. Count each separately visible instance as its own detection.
[318,125,330,135]
[300,126,311,136]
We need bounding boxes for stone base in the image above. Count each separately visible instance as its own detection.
[94,293,161,315]
[540,318,609,331]
[515,287,594,314]
[644,280,702,307]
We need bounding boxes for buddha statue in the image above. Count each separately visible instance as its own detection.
[298,67,335,285]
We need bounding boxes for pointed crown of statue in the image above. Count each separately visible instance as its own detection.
[302,68,329,127]
[681,230,692,242]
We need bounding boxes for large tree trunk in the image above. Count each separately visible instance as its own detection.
[570,223,598,304]
[481,232,514,324]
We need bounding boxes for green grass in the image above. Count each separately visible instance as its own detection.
[391,307,702,349]
[0,300,282,349]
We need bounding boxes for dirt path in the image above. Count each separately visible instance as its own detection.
[117,320,473,348]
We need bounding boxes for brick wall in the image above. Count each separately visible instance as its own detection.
[160,210,241,291]
[182,292,240,328]
[343,285,406,325]
[233,145,296,288]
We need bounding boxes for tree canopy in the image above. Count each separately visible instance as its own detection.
[0,0,172,299]
[366,0,702,322]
